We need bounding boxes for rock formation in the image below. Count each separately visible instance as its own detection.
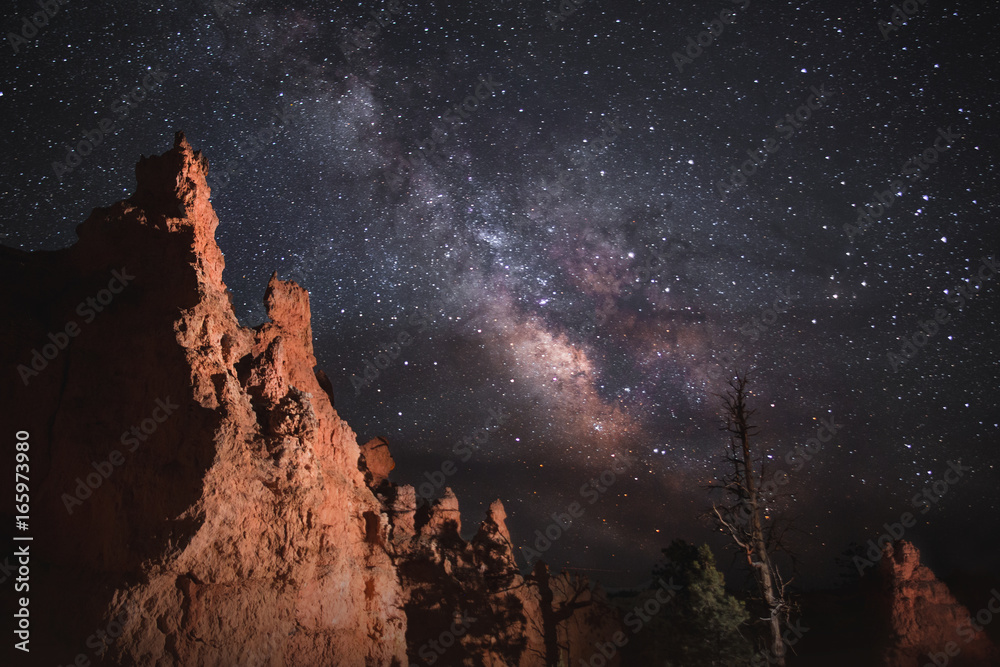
[359,440,623,666]
[359,437,395,490]
[2,133,405,665]
[877,540,999,667]
[0,132,621,666]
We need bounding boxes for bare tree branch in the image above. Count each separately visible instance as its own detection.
[705,369,793,666]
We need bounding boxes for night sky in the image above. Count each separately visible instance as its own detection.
[2,0,998,588]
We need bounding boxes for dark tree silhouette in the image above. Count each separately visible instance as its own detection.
[645,540,752,666]
[707,370,793,666]
[524,561,594,666]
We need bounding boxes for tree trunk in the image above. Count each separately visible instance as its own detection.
[534,562,560,666]
[736,380,786,666]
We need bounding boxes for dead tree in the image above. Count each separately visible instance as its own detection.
[708,370,792,666]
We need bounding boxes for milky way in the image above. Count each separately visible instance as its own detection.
[3,0,998,585]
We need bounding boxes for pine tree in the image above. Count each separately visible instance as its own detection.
[622,540,751,666]
[655,540,752,666]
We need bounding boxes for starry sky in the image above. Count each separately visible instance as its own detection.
[2,0,998,588]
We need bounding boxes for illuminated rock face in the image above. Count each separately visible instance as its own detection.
[2,132,405,666]
[878,541,999,667]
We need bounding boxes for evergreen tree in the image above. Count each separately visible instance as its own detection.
[658,540,752,666]
[624,540,752,666]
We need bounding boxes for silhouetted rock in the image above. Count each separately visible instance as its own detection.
[373,457,622,665]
